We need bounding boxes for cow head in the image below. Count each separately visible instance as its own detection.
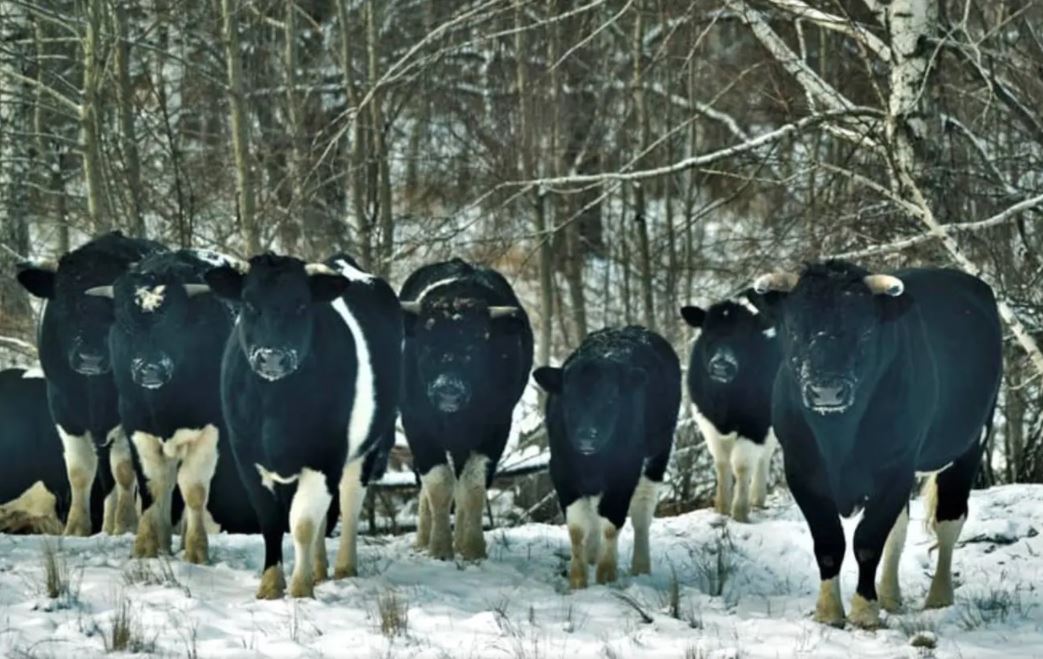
[753,260,911,415]
[401,298,522,413]
[204,254,349,382]
[533,361,647,456]
[89,254,214,390]
[681,298,772,385]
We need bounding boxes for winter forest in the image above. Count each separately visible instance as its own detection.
[2,1,1043,657]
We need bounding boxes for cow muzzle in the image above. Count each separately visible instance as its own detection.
[801,377,856,414]
[707,349,739,383]
[71,350,110,376]
[572,427,601,456]
[249,346,300,381]
[427,375,471,413]
[131,355,174,390]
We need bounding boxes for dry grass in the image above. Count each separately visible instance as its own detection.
[104,591,155,654]
[376,587,409,637]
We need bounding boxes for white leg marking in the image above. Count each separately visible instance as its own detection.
[131,432,177,557]
[814,577,845,627]
[0,481,61,534]
[107,427,139,535]
[565,496,600,589]
[420,464,455,560]
[289,468,333,598]
[414,482,432,550]
[334,458,366,578]
[595,516,619,585]
[925,515,965,609]
[173,425,219,564]
[694,409,734,517]
[330,298,375,461]
[58,426,97,536]
[878,506,908,612]
[730,437,766,523]
[454,453,489,561]
[628,476,659,576]
[751,430,776,508]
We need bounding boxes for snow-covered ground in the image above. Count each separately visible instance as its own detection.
[1,485,1040,658]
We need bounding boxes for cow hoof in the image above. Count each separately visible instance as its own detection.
[183,538,209,565]
[814,579,845,628]
[64,513,91,537]
[256,566,286,600]
[924,588,954,610]
[333,565,357,580]
[878,584,903,613]
[133,519,162,559]
[848,594,882,630]
[569,560,588,590]
[412,536,429,551]
[595,561,617,585]
[458,539,487,561]
[314,563,328,584]
[731,507,750,524]
[713,501,729,516]
[428,535,454,561]
[630,556,651,576]
[289,576,315,599]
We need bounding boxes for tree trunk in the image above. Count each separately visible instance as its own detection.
[367,0,394,278]
[81,0,108,233]
[221,0,259,254]
[113,2,145,238]
[632,2,655,331]
[281,1,303,256]
[336,0,372,268]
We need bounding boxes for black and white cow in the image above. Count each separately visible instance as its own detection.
[753,261,1002,629]
[88,249,258,562]
[0,367,68,533]
[204,253,400,598]
[681,297,780,522]
[16,231,164,535]
[533,326,680,588]
[399,259,533,561]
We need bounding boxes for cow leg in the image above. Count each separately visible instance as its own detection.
[565,495,599,589]
[333,459,365,578]
[58,427,97,536]
[850,473,913,629]
[878,505,909,613]
[751,433,776,509]
[595,491,630,585]
[420,463,455,560]
[175,426,219,565]
[454,453,489,561]
[730,438,764,523]
[414,484,432,550]
[628,476,659,576]
[131,432,177,558]
[787,464,846,627]
[925,441,982,609]
[288,468,332,598]
[107,427,139,535]
[314,515,328,584]
[233,453,286,600]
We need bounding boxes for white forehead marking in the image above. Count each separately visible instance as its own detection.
[135,285,166,312]
[332,258,375,284]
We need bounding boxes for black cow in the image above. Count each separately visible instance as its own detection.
[88,249,258,562]
[16,231,164,535]
[533,326,680,589]
[399,258,533,561]
[753,261,1002,629]
[681,297,780,522]
[205,253,401,599]
[0,368,67,533]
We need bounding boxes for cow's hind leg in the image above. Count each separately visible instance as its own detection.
[751,433,776,509]
[454,453,489,561]
[289,468,333,598]
[924,442,982,609]
[730,438,764,523]
[175,426,219,564]
[414,484,431,550]
[333,459,365,578]
[107,428,139,534]
[628,476,659,576]
[58,427,97,536]
[131,433,177,558]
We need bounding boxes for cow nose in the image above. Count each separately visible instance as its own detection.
[131,356,174,389]
[250,347,299,381]
[707,350,738,382]
[574,427,600,455]
[72,350,109,376]
[429,375,470,412]
[804,378,854,410]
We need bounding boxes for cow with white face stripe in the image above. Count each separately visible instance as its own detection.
[205,253,401,599]
[16,231,164,536]
[89,250,259,562]
[681,295,780,523]
[399,258,533,561]
[753,261,1002,629]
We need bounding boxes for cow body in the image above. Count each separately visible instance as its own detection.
[206,253,400,599]
[17,231,164,535]
[534,326,680,588]
[681,300,780,522]
[104,250,258,563]
[755,262,1002,628]
[0,368,67,533]
[399,259,533,561]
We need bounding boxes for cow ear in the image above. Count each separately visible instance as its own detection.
[16,263,57,299]
[309,273,350,304]
[203,265,244,302]
[680,306,705,328]
[532,366,563,393]
[878,292,914,323]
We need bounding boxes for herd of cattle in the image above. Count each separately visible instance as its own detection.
[0,231,1002,630]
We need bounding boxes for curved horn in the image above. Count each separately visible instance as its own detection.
[400,301,422,314]
[84,285,114,299]
[752,272,799,294]
[305,263,337,276]
[863,274,904,297]
[488,306,520,319]
[183,284,211,297]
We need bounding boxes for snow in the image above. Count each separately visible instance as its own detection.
[1,485,1041,658]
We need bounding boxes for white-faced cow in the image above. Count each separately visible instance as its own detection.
[16,231,164,535]
[87,250,259,563]
[205,253,401,599]
[399,259,533,561]
[681,297,780,522]
[753,261,1002,629]
[533,326,680,589]
[0,368,67,534]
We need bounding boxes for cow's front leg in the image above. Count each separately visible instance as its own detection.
[420,464,455,560]
[289,468,333,598]
[454,453,489,561]
[788,471,846,627]
[107,427,139,534]
[333,459,365,578]
[174,426,219,564]
[414,483,432,550]
[58,427,97,536]
[131,432,177,557]
[850,474,914,629]
[628,476,660,575]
